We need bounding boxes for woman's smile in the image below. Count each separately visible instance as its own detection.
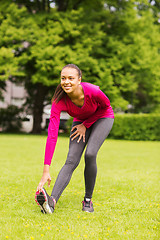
[64,85,71,89]
[61,67,81,95]
[63,85,72,92]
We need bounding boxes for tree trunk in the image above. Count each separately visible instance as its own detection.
[56,0,68,11]
[31,83,48,134]
[42,0,46,11]
[47,0,50,12]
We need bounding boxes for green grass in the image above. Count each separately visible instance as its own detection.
[0,134,160,240]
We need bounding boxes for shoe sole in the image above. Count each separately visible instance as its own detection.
[35,189,53,214]
[82,207,94,213]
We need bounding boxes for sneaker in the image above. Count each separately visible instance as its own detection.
[82,199,94,213]
[35,188,55,214]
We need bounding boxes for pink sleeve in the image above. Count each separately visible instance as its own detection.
[83,89,111,128]
[44,102,61,165]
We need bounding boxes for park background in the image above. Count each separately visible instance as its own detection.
[0,0,160,240]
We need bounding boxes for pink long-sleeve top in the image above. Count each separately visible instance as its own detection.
[44,82,114,165]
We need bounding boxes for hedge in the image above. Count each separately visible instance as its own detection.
[66,114,160,141]
[109,114,160,141]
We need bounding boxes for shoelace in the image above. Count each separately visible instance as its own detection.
[82,200,92,208]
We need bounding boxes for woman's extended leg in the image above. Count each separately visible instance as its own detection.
[84,118,114,199]
[51,122,91,202]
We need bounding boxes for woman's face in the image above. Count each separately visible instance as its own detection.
[61,67,81,94]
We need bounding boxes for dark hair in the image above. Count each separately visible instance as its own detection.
[52,64,82,104]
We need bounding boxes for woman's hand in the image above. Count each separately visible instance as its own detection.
[37,165,51,192]
[70,123,86,143]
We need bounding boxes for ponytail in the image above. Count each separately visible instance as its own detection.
[51,84,66,104]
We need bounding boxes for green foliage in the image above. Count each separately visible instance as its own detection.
[14,0,53,12]
[110,114,160,140]
[0,4,108,87]
[54,0,104,11]
[1,0,159,112]
[94,1,160,111]
[0,0,160,133]
[0,47,22,81]
[0,105,22,132]
[66,114,160,141]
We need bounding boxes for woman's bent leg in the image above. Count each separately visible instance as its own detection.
[51,122,91,202]
[84,118,114,199]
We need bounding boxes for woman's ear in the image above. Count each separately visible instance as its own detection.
[78,77,82,83]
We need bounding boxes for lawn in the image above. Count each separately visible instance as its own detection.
[0,134,160,240]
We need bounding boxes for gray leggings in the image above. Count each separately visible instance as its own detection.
[51,118,114,202]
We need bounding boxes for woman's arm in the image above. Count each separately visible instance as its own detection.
[44,102,65,165]
[37,101,66,191]
[37,164,51,192]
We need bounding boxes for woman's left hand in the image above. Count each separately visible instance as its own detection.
[70,123,86,143]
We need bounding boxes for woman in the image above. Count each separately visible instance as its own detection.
[35,64,114,214]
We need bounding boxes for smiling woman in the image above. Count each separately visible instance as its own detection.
[52,64,82,104]
[35,63,114,214]
[60,67,84,107]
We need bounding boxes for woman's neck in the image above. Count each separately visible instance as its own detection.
[67,84,84,100]
[67,84,84,107]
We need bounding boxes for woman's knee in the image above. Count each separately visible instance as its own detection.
[65,154,80,170]
[85,149,97,164]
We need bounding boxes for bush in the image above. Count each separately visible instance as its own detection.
[110,114,160,141]
[0,105,22,132]
[66,114,160,141]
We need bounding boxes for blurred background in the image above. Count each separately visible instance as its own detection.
[0,0,160,139]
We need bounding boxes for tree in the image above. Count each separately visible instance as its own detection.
[1,0,160,135]
[0,2,108,132]
[13,0,54,12]
[54,0,103,12]
[94,0,160,112]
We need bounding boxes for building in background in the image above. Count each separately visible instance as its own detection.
[0,81,27,108]
[0,81,70,132]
